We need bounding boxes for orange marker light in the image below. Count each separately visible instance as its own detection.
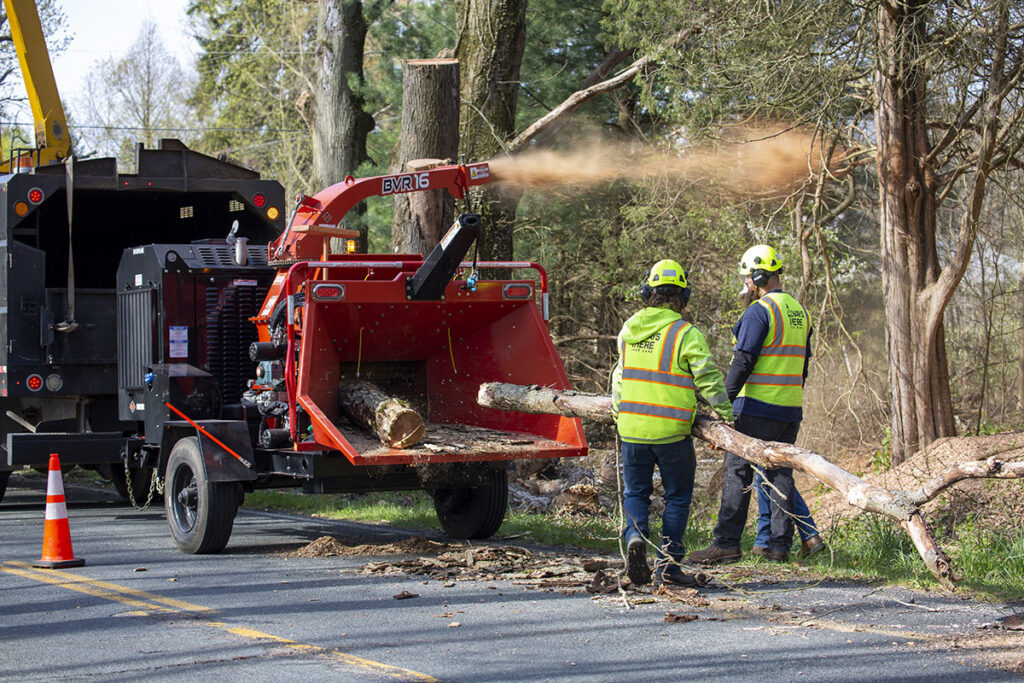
[13,201,28,216]
[267,206,279,220]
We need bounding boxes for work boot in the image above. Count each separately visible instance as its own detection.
[749,545,769,558]
[656,565,699,588]
[687,545,741,565]
[626,537,651,585]
[766,549,789,563]
[800,534,826,558]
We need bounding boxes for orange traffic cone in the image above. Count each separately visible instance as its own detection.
[33,453,85,568]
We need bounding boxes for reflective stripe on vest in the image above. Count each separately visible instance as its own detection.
[617,319,698,442]
[738,292,809,408]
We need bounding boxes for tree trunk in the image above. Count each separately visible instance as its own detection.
[476,382,996,589]
[874,0,955,464]
[340,380,425,448]
[1019,244,1024,410]
[455,0,527,260]
[312,0,377,248]
[390,59,460,255]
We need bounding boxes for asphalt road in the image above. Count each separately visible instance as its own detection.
[1,476,1021,682]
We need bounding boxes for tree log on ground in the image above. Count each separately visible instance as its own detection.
[340,381,425,449]
[478,382,1024,590]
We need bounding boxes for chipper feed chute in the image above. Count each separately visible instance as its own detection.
[288,257,586,465]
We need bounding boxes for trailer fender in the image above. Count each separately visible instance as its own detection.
[159,421,257,483]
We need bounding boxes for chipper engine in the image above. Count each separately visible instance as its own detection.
[121,161,586,553]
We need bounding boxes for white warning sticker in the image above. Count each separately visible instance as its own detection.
[169,325,188,358]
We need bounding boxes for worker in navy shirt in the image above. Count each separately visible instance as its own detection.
[690,245,816,564]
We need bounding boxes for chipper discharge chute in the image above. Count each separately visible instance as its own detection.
[213,161,588,544]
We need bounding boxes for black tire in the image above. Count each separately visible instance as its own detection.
[108,465,161,504]
[164,437,240,554]
[432,468,508,539]
[0,471,9,504]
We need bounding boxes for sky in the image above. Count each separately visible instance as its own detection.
[10,0,194,121]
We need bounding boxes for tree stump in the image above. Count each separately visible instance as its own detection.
[340,381,425,449]
[390,58,460,256]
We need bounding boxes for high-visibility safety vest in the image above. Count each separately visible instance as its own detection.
[737,291,810,407]
[617,319,697,444]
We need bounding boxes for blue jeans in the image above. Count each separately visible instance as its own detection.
[621,438,696,561]
[712,415,797,553]
[753,471,818,547]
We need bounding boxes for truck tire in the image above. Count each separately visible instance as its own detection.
[432,468,508,540]
[164,437,240,554]
[0,471,9,504]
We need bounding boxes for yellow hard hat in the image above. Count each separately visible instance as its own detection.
[738,245,782,275]
[647,259,688,289]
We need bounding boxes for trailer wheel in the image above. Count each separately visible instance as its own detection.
[164,437,240,554]
[432,468,508,539]
[0,471,9,504]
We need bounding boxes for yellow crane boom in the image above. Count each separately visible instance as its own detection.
[2,0,71,171]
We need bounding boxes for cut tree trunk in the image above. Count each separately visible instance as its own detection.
[455,0,527,261]
[390,59,460,255]
[340,380,425,449]
[475,382,1024,590]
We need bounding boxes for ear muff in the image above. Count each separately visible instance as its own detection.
[680,286,692,307]
[640,269,653,301]
[750,269,770,288]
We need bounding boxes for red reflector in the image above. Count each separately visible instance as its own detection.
[28,187,44,204]
[311,283,345,301]
[253,193,266,208]
[27,374,43,391]
[503,283,533,299]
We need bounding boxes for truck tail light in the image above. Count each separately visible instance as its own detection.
[28,187,44,204]
[502,283,533,300]
[253,193,266,208]
[311,283,345,301]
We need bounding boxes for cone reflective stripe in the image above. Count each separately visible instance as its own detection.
[33,453,85,569]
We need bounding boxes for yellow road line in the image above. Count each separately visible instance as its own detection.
[210,624,439,681]
[4,561,214,613]
[2,562,440,682]
[0,564,176,613]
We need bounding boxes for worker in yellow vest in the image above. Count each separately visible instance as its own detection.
[612,259,734,586]
[690,245,813,565]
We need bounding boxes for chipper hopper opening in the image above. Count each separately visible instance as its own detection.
[285,254,586,465]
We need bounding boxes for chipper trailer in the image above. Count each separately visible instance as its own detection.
[7,160,587,553]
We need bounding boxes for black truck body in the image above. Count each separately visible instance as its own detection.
[1,141,284,476]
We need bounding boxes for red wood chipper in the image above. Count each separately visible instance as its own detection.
[192,161,588,547]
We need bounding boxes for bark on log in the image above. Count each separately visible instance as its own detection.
[390,59,460,255]
[477,382,1024,590]
[340,381,425,449]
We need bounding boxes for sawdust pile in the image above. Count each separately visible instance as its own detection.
[488,126,836,199]
[287,535,452,558]
[287,534,625,592]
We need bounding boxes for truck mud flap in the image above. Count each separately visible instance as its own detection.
[161,420,257,483]
[5,432,127,468]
